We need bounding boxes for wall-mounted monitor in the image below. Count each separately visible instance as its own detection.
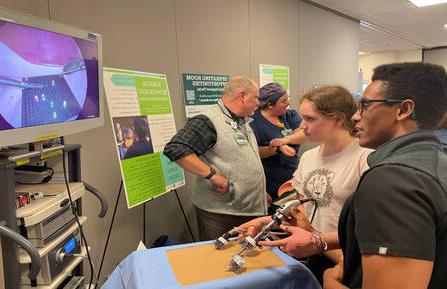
[0,7,104,147]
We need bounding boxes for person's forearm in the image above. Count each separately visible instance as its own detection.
[322,231,340,251]
[323,264,348,289]
[283,129,306,145]
[252,216,273,229]
[324,280,349,289]
[259,145,277,158]
[325,249,344,264]
[175,154,212,177]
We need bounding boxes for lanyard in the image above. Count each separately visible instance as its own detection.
[217,102,249,145]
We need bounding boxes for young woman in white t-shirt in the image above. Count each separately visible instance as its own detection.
[238,85,372,283]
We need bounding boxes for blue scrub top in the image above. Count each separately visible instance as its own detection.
[250,109,302,197]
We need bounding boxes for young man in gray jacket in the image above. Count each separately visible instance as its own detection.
[326,62,447,289]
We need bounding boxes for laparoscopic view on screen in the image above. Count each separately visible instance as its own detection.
[0,20,100,131]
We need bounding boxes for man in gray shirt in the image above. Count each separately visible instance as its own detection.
[164,76,267,240]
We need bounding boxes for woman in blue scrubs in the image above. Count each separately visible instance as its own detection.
[250,83,306,200]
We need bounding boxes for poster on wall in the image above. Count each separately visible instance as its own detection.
[259,64,290,93]
[182,73,229,118]
[103,67,185,208]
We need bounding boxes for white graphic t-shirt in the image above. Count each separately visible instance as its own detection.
[292,140,372,232]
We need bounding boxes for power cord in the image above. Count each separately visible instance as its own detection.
[272,190,318,224]
[61,146,96,289]
[300,198,318,224]
[95,181,122,289]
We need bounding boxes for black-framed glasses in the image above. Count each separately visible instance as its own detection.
[357,98,403,114]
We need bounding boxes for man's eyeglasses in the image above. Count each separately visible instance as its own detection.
[357,98,403,114]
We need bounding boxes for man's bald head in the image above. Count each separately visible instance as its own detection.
[221,76,260,117]
[222,76,258,99]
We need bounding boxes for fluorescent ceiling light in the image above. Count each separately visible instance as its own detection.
[445,24,447,29]
[359,51,368,55]
[408,0,447,7]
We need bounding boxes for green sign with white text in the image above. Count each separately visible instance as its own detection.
[182,73,228,118]
[135,76,172,115]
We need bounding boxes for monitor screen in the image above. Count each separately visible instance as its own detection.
[0,8,103,147]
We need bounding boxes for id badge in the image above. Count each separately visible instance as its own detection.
[234,132,248,145]
[281,128,293,136]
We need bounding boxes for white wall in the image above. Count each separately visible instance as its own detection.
[359,49,422,83]
[0,0,360,287]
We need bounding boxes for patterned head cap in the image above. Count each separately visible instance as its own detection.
[259,82,287,108]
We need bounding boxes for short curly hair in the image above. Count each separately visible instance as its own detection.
[372,62,447,129]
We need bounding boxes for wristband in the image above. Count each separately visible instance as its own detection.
[204,167,216,179]
[312,232,328,253]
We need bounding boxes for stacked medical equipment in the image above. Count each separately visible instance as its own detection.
[16,182,88,288]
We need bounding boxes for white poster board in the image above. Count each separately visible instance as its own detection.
[103,67,185,208]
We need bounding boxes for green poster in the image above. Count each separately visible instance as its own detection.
[259,64,290,93]
[121,153,165,207]
[160,153,185,188]
[182,73,228,118]
[272,67,289,91]
[134,76,172,115]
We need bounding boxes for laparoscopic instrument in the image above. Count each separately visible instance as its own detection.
[214,198,316,271]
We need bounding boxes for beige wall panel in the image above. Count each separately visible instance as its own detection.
[297,1,359,156]
[0,0,48,17]
[298,1,359,94]
[424,48,447,70]
[249,0,300,109]
[359,49,422,83]
[175,0,250,76]
[359,51,397,83]
[424,48,447,69]
[397,49,422,63]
